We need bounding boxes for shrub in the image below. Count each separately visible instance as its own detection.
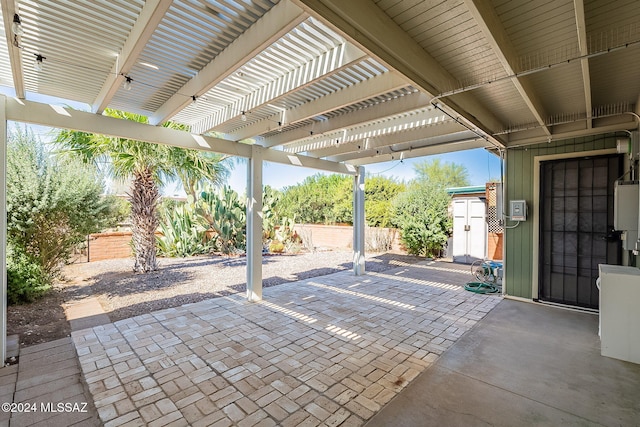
[392,184,451,257]
[296,226,315,252]
[280,174,405,226]
[7,245,52,304]
[365,227,395,252]
[7,125,110,280]
[268,241,285,253]
[102,196,131,228]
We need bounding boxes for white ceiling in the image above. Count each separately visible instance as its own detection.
[2,0,639,166]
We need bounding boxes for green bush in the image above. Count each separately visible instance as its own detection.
[280,173,405,226]
[102,196,131,228]
[391,159,468,257]
[7,246,52,304]
[7,125,111,280]
[392,185,452,257]
[268,241,285,253]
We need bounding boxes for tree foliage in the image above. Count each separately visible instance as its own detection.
[55,109,230,272]
[413,158,470,188]
[393,159,469,257]
[279,174,350,224]
[7,125,110,303]
[363,176,406,227]
[279,173,405,226]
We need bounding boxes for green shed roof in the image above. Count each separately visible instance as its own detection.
[446,185,486,195]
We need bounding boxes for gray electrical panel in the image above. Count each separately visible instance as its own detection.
[614,181,639,251]
[510,200,527,221]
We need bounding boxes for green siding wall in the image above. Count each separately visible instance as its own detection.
[504,133,620,299]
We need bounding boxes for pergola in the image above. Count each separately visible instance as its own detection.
[1,0,639,362]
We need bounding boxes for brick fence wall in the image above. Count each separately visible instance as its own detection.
[86,225,402,261]
[87,231,133,262]
[487,232,503,260]
[294,224,402,252]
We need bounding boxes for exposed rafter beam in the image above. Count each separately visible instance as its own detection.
[261,90,431,148]
[464,0,550,137]
[340,134,488,165]
[231,71,409,141]
[321,123,473,161]
[1,0,24,98]
[4,96,355,175]
[573,0,592,129]
[193,43,366,134]
[92,0,172,114]
[287,108,449,156]
[149,1,307,126]
[293,0,506,147]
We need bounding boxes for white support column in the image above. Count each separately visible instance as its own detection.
[353,166,365,275]
[246,145,263,301]
[0,95,7,363]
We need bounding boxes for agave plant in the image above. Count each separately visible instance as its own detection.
[157,201,209,258]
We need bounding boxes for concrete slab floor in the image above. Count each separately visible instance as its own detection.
[366,299,640,427]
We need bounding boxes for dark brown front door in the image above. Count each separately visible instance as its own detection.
[539,155,622,309]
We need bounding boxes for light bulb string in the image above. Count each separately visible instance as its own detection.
[13,44,287,128]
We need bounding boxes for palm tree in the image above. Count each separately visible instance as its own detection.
[56,109,230,273]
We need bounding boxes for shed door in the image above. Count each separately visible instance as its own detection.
[452,198,486,263]
[539,155,622,309]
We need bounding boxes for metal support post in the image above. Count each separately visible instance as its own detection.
[246,145,263,301]
[0,95,7,363]
[353,166,365,275]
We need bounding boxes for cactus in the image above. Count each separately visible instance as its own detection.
[196,185,246,254]
[261,186,281,243]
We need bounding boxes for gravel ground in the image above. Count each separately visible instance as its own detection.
[61,250,424,323]
[8,250,424,348]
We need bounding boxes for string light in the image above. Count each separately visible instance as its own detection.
[9,22,287,129]
[12,14,24,36]
[34,54,45,72]
[122,75,133,91]
[6,16,280,127]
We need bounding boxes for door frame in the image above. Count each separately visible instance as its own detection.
[531,148,618,301]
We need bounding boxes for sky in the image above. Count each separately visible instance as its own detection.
[3,87,502,195]
[213,148,502,196]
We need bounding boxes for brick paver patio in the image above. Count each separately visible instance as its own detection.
[73,260,501,426]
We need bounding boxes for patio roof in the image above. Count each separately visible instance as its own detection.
[2,0,638,168]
